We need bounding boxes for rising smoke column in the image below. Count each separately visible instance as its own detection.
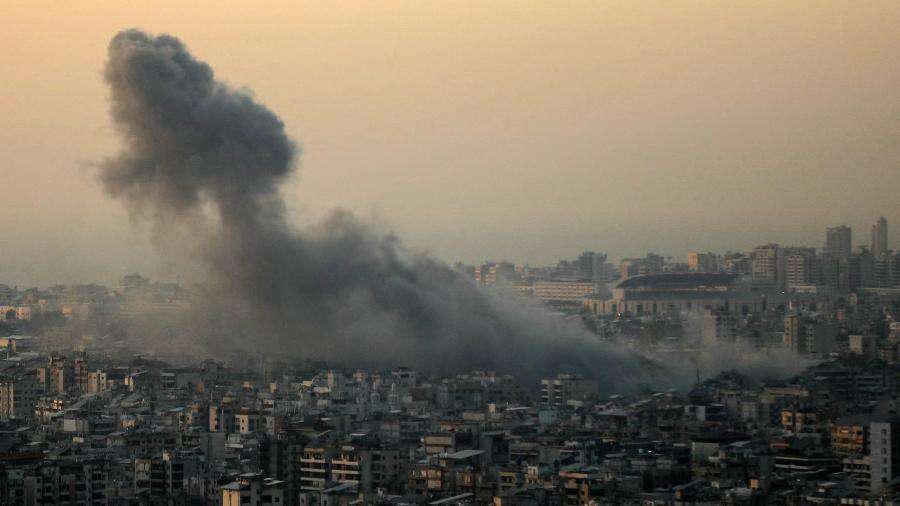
[100,29,651,388]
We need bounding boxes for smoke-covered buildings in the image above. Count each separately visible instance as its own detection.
[539,374,599,409]
[0,271,895,505]
[583,272,782,318]
[530,280,596,307]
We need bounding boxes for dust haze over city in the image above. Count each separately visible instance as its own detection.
[1,3,900,504]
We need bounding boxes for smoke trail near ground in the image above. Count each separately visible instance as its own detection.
[100,29,657,389]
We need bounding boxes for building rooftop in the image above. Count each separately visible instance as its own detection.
[442,449,485,460]
[430,493,474,504]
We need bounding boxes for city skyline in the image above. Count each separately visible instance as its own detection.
[2,2,899,286]
[2,216,894,293]
[1,5,900,503]
[0,217,895,288]
[0,217,895,289]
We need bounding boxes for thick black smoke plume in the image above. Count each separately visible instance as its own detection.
[100,30,653,388]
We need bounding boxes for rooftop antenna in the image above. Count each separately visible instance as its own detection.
[690,356,701,386]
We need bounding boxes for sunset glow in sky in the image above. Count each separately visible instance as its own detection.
[2,1,898,286]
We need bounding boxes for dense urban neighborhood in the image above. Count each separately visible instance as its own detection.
[0,220,898,505]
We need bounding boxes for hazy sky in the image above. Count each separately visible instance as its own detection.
[1,1,898,287]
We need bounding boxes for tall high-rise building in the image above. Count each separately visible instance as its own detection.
[825,226,853,259]
[854,249,876,288]
[783,247,817,288]
[832,416,900,497]
[577,251,596,280]
[872,217,888,257]
[577,251,607,283]
[751,244,783,287]
[819,253,855,292]
[874,252,900,288]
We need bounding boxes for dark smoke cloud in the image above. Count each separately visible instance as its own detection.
[100,29,655,389]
